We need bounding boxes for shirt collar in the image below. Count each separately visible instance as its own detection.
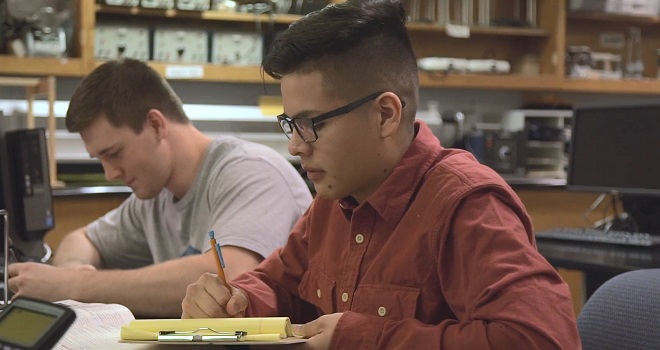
[338,120,443,226]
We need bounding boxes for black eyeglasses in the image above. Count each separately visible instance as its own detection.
[278,92,403,143]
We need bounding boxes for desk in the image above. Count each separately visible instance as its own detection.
[537,239,660,300]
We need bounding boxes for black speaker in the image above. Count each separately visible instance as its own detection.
[0,128,54,251]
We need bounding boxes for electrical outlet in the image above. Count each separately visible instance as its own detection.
[153,28,209,63]
[95,24,150,60]
[211,31,262,66]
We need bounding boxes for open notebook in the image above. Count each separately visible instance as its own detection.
[53,300,149,350]
[121,317,306,345]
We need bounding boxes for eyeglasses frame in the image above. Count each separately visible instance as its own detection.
[277,91,405,143]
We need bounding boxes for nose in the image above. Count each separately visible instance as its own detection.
[287,128,311,157]
[101,160,123,181]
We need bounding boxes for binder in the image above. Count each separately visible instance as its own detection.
[120,317,306,345]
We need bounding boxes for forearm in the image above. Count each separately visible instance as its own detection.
[71,254,215,317]
[52,228,102,267]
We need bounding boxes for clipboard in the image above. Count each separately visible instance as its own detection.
[120,338,307,346]
[119,317,307,346]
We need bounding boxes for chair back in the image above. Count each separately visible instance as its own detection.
[578,268,660,350]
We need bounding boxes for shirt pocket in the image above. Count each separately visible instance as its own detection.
[299,265,337,314]
[352,285,420,320]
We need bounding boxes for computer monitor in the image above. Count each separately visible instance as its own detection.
[568,104,660,233]
[568,104,660,196]
[0,128,55,258]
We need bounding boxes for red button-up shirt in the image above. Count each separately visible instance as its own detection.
[232,121,580,349]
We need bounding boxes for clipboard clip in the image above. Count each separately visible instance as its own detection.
[158,328,248,342]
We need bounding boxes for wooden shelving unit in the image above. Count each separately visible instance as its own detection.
[406,23,548,37]
[567,11,660,25]
[560,78,660,95]
[95,4,302,24]
[102,62,279,84]
[418,73,561,91]
[5,0,660,95]
[0,57,86,77]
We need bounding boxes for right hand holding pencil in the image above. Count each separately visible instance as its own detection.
[181,272,248,319]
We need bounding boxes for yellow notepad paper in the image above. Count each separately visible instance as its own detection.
[121,317,295,342]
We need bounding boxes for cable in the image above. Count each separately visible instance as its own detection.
[583,192,606,226]
[41,242,52,263]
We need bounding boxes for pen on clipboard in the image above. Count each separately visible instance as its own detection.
[208,230,228,286]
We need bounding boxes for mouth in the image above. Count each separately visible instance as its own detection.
[303,168,324,182]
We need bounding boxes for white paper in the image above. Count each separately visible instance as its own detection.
[446,24,470,38]
[165,65,205,79]
[53,300,145,350]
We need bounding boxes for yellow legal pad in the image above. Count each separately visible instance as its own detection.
[120,317,306,345]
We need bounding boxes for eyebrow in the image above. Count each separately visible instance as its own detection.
[91,144,119,158]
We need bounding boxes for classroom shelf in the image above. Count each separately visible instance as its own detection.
[95,4,302,24]
[0,56,86,77]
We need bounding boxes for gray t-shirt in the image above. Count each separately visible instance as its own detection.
[86,136,312,269]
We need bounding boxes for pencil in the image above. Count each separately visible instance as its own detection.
[208,230,228,286]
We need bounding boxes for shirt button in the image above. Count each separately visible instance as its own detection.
[341,292,349,302]
[316,289,321,298]
[355,234,364,244]
[378,306,387,316]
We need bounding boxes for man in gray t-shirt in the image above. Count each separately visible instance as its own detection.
[88,136,310,269]
[7,59,312,318]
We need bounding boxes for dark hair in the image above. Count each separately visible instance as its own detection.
[66,59,189,133]
[263,0,419,119]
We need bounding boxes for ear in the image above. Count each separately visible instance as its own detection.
[145,109,168,140]
[375,92,403,138]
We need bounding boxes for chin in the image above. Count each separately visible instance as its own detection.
[132,188,158,200]
[313,185,344,201]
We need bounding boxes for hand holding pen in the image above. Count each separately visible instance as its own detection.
[208,230,228,286]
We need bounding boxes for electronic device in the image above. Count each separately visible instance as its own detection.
[140,0,175,9]
[0,297,76,350]
[536,104,660,247]
[481,130,527,174]
[535,227,660,247]
[0,128,54,255]
[568,104,660,197]
[153,27,208,63]
[176,0,211,11]
[211,31,262,66]
[24,6,67,58]
[95,23,150,60]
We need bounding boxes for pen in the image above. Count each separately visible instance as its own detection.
[208,230,228,286]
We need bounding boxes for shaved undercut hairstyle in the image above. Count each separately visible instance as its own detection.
[263,0,419,123]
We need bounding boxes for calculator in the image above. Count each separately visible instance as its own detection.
[0,297,76,350]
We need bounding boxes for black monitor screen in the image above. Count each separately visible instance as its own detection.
[568,104,660,197]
